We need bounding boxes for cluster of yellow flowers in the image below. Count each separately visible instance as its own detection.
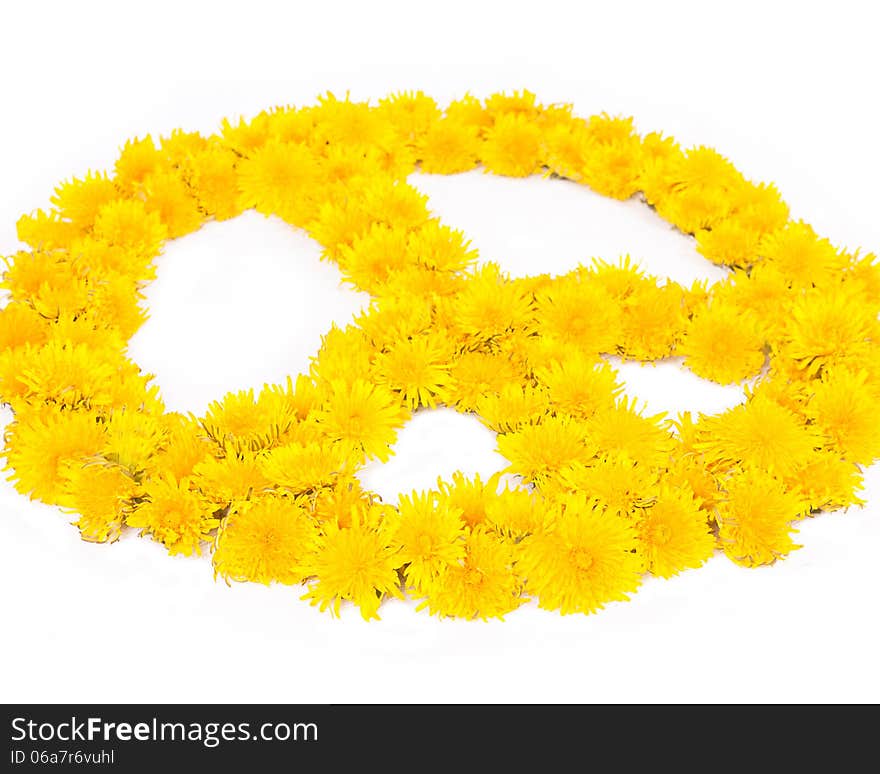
[2,91,878,620]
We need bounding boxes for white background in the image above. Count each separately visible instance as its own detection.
[1,0,878,703]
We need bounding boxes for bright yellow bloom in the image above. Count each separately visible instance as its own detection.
[236,140,322,225]
[418,119,481,173]
[807,368,880,465]
[64,462,139,543]
[303,505,403,621]
[193,450,272,505]
[717,467,803,566]
[213,495,317,585]
[127,474,218,556]
[391,489,466,591]
[417,528,523,620]
[557,453,660,518]
[481,113,543,177]
[258,441,349,493]
[201,387,293,452]
[313,378,408,463]
[637,486,715,577]
[697,395,820,477]
[679,301,766,384]
[534,353,622,418]
[372,333,452,409]
[518,493,642,614]
[475,383,550,433]
[584,397,673,468]
[4,409,106,505]
[51,171,119,228]
[497,416,597,485]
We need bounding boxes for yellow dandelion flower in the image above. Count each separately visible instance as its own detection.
[64,462,139,543]
[92,199,167,259]
[695,217,763,268]
[258,440,349,494]
[87,272,148,339]
[337,222,412,292]
[213,495,317,585]
[391,489,466,591]
[308,198,373,259]
[378,90,441,143]
[451,263,534,341]
[418,118,481,173]
[0,302,48,353]
[475,383,550,433]
[236,140,322,225]
[557,453,660,518]
[16,208,79,250]
[697,395,821,477]
[717,467,803,566]
[302,505,403,621]
[313,378,408,463]
[584,397,673,468]
[102,409,166,474]
[782,284,876,376]
[497,415,597,485]
[416,528,523,620]
[436,471,504,529]
[201,387,293,452]
[581,138,643,200]
[533,277,621,354]
[69,235,157,283]
[311,477,378,528]
[152,413,211,479]
[534,353,622,418]
[484,90,540,121]
[759,221,846,287]
[445,94,492,131]
[188,146,244,220]
[657,185,730,234]
[4,409,107,504]
[619,282,685,360]
[807,368,880,465]
[193,450,272,505]
[666,454,722,512]
[446,350,527,411]
[219,113,270,157]
[518,492,641,615]
[372,333,451,409]
[16,341,119,410]
[484,486,545,538]
[714,264,792,341]
[679,301,766,384]
[728,181,790,235]
[783,451,865,513]
[637,486,714,578]
[313,94,396,152]
[114,135,162,193]
[543,120,591,181]
[309,324,375,384]
[50,171,119,229]
[142,169,204,238]
[406,220,478,273]
[2,249,77,302]
[355,298,433,347]
[127,474,218,556]
[159,128,209,163]
[481,113,543,177]
[362,179,430,230]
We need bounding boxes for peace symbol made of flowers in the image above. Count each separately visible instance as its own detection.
[2,91,877,620]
